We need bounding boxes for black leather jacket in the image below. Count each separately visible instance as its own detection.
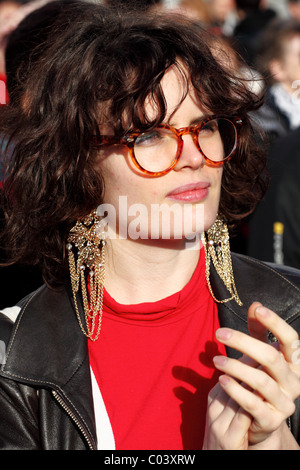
[1,252,300,450]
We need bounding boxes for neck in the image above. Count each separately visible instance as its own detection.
[104,237,201,304]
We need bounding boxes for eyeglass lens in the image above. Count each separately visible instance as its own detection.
[133,118,237,173]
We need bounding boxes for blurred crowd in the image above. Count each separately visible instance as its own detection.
[1,0,300,306]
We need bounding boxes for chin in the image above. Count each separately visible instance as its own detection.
[170,208,219,240]
[202,212,219,232]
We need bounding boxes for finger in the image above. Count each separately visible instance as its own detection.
[215,383,250,428]
[217,375,292,435]
[223,405,251,449]
[253,305,300,364]
[215,327,300,393]
[207,381,230,412]
[206,380,251,449]
[214,355,297,414]
[247,302,268,343]
[208,380,250,427]
[207,380,244,424]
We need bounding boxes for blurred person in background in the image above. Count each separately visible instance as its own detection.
[247,126,300,268]
[0,0,49,104]
[165,0,212,25]
[0,0,48,74]
[0,0,21,76]
[105,0,212,25]
[253,19,300,143]
[205,0,236,34]
[0,0,21,102]
[247,19,300,266]
[233,0,277,66]
[5,0,77,104]
[288,0,300,21]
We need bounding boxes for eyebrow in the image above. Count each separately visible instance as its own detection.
[168,113,210,128]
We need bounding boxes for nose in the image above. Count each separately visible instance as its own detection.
[174,133,205,171]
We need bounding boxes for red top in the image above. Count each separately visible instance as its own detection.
[88,248,226,450]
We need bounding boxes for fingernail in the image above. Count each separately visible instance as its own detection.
[216,328,232,341]
[213,356,228,367]
[255,306,270,318]
[219,375,230,386]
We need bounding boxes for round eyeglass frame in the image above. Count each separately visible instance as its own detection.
[92,115,243,177]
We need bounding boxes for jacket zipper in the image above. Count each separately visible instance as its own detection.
[52,390,95,450]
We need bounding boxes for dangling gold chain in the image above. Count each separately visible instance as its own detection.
[202,216,242,306]
[66,210,106,341]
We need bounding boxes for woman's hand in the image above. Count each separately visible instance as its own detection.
[203,302,300,450]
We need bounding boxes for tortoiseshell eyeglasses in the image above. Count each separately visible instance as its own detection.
[92,115,243,177]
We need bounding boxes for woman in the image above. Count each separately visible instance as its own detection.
[252,19,300,142]
[0,2,300,450]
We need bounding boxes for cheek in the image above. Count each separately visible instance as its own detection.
[99,157,159,219]
[99,154,129,200]
[213,167,223,195]
[98,181,163,240]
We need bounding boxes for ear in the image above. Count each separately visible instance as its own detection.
[268,59,286,83]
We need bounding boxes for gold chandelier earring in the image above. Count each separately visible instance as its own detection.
[66,209,106,341]
[202,215,242,306]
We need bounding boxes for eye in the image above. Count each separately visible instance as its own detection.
[199,120,219,135]
[135,129,164,146]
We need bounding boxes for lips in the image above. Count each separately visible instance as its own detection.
[166,182,210,202]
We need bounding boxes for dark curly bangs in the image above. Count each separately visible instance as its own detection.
[0,2,267,287]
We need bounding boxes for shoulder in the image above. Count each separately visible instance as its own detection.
[232,252,300,288]
[0,311,15,359]
[0,285,63,349]
[0,300,27,349]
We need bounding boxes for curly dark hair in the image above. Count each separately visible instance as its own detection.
[0,1,267,287]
